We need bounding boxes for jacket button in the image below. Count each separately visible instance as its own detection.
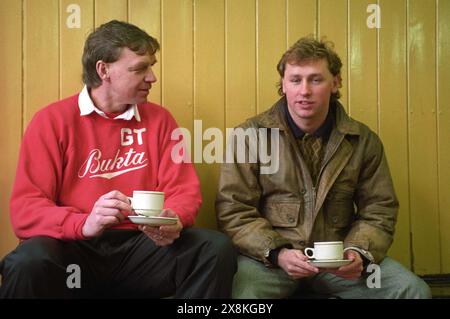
[299,241,306,246]
[300,189,306,195]
[332,216,339,224]
[288,215,295,223]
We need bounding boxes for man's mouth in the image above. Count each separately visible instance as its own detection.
[296,100,314,105]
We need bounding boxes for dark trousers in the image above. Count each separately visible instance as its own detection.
[0,228,237,299]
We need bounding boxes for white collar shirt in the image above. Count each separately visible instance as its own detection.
[78,85,141,122]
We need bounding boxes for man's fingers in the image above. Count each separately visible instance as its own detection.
[141,225,179,241]
[106,198,132,212]
[101,191,132,209]
[301,261,320,273]
[160,209,177,218]
[102,190,129,201]
[140,225,159,235]
[159,224,178,233]
[99,215,121,226]
[97,198,132,213]
[287,263,319,277]
[158,210,182,237]
[139,225,176,246]
[325,267,362,279]
[93,207,126,221]
[337,261,363,274]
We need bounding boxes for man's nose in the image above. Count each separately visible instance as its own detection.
[145,68,157,83]
[299,81,311,96]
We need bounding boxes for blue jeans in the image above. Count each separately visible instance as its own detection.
[232,255,432,299]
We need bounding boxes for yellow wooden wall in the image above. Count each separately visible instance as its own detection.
[0,0,449,275]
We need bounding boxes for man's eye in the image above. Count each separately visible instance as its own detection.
[312,78,322,83]
[133,66,148,73]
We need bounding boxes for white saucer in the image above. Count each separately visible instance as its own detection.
[128,215,178,226]
[307,259,352,268]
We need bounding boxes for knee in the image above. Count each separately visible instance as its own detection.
[201,229,237,262]
[182,228,237,265]
[394,275,432,299]
[232,257,264,298]
[408,277,432,299]
[2,237,62,277]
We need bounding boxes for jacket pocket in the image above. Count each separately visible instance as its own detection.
[262,201,302,227]
[324,189,355,228]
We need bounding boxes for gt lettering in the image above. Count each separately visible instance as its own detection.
[121,128,147,146]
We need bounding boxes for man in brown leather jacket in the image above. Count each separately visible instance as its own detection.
[216,37,431,299]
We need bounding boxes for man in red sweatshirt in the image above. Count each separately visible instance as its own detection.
[0,20,236,298]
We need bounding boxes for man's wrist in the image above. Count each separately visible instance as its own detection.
[344,246,374,268]
[267,244,293,267]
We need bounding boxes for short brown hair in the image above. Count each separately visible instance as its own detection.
[276,37,342,101]
[82,20,160,88]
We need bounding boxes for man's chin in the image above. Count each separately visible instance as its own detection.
[135,97,149,104]
[294,110,315,120]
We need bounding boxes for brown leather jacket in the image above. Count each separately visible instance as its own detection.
[216,97,398,265]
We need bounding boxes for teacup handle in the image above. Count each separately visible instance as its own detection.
[304,248,315,259]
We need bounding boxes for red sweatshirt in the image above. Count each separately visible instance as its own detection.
[10,93,202,240]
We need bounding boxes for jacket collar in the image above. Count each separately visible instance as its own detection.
[254,96,361,136]
[284,101,334,140]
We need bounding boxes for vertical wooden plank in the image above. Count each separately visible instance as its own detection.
[287,0,317,44]
[161,0,195,227]
[162,0,193,134]
[0,0,22,259]
[161,0,195,224]
[408,0,440,275]
[378,0,410,269]
[257,0,286,113]
[95,0,127,26]
[438,0,450,274]
[24,0,60,126]
[194,0,225,229]
[129,0,162,104]
[60,0,94,98]
[226,0,256,129]
[318,0,349,110]
[348,0,378,132]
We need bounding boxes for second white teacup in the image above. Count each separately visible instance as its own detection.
[304,241,344,260]
[128,191,164,217]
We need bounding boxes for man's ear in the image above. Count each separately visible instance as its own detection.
[96,60,109,81]
[331,74,341,94]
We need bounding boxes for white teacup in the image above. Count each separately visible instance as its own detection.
[304,241,344,260]
[128,191,164,217]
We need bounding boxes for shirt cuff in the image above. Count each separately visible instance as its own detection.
[344,246,374,268]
